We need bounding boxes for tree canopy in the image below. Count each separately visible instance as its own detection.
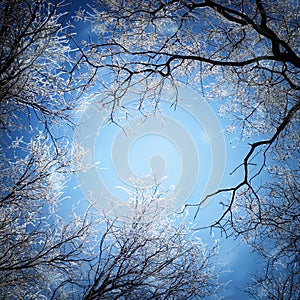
[1,0,299,299]
[78,0,300,298]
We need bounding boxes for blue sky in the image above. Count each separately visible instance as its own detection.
[66,92,259,299]
[67,88,258,298]
[59,1,263,298]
